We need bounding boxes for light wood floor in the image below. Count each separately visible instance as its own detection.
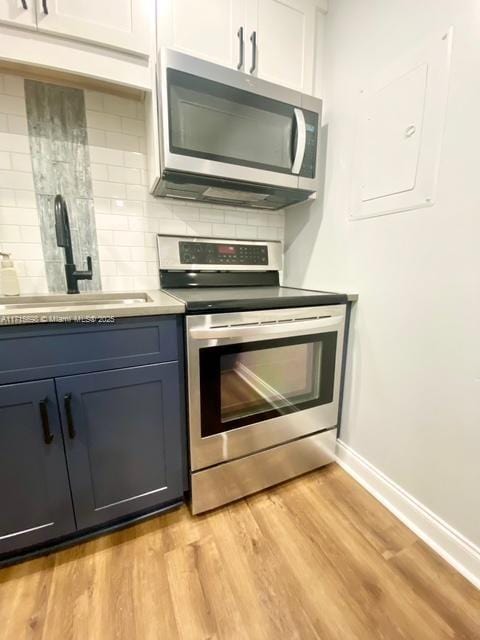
[0,464,478,640]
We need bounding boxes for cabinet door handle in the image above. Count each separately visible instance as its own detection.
[21,0,28,9]
[39,397,54,445]
[42,0,48,14]
[249,31,257,74]
[64,393,76,439]
[237,26,244,70]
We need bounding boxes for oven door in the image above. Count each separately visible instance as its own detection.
[186,305,346,471]
[158,49,321,190]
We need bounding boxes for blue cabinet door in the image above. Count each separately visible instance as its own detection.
[56,363,185,529]
[0,380,76,555]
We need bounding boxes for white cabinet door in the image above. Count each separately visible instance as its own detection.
[0,0,37,29]
[248,0,318,93]
[35,0,153,56]
[157,0,246,69]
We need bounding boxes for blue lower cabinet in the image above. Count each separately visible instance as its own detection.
[56,363,185,530]
[0,380,76,554]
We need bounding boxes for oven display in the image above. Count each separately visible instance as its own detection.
[180,241,268,265]
[218,245,236,255]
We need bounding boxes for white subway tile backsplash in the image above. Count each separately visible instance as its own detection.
[0,95,26,116]
[247,212,268,226]
[113,230,144,247]
[3,75,25,97]
[96,213,128,230]
[103,95,137,118]
[89,145,124,166]
[105,131,139,152]
[84,91,104,112]
[126,184,148,201]
[96,229,114,245]
[102,275,135,291]
[0,189,15,206]
[212,223,235,237]
[86,110,122,133]
[0,170,34,190]
[0,225,21,242]
[225,210,248,225]
[1,242,43,260]
[92,180,126,199]
[124,151,146,169]
[0,151,10,169]
[90,163,108,181]
[8,115,28,135]
[0,132,30,154]
[235,225,258,239]
[98,245,131,262]
[121,117,144,137]
[14,190,36,208]
[130,246,156,262]
[87,128,106,146]
[186,221,212,236]
[257,226,278,241]
[10,153,31,172]
[93,197,111,212]
[20,226,41,242]
[1,74,285,294]
[111,199,143,215]
[0,207,39,226]
[116,261,147,276]
[200,210,225,223]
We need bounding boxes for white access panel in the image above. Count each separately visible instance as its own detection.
[350,28,453,220]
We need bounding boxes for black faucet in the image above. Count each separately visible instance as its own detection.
[54,194,93,294]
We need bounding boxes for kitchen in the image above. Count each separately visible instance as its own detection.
[0,0,479,638]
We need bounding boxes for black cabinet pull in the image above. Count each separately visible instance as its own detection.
[21,0,28,9]
[64,393,76,439]
[42,0,48,14]
[237,26,244,70]
[249,31,257,74]
[39,398,54,445]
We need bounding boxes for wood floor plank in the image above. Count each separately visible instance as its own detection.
[0,464,478,640]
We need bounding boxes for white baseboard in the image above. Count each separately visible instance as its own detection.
[336,439,480,590]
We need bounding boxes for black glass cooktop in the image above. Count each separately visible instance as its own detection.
[164,286,347,314]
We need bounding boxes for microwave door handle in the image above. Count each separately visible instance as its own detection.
[292,108,306,175]
[189,315,342,341]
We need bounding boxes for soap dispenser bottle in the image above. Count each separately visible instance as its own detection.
[0,252,20,296]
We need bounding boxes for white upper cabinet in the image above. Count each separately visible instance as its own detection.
[247,0,317,93]
[0,0,37,29]
[157,0,325,94]
[157,0,245,69]
[35,0,153,55]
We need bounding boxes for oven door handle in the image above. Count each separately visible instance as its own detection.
[189,315,342,341]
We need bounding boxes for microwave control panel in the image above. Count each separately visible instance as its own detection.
[179,241,268,265]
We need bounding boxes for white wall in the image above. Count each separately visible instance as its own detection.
[0,75,285,294]
[284,0,480,550]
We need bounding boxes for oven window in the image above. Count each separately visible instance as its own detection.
[199,332,337,437]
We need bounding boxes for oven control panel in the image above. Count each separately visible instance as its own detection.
[179,241,268,265]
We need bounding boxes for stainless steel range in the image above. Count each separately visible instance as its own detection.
[157,234,347,514]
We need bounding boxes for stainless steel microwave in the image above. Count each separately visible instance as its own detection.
[152,48,323,210]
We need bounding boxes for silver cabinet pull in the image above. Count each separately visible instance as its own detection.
[42,0,48,14]
[249,31,257,74]
[237,27,244,70]
[21,0,28,9]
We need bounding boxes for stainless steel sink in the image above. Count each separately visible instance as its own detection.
[0,292,153,311]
